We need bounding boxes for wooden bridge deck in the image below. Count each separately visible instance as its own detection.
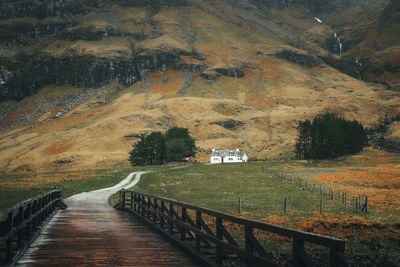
[16,187,200,266]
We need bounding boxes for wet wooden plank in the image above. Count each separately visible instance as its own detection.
[16,197,200,266]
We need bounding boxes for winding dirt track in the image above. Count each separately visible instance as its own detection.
[16,172,200,266]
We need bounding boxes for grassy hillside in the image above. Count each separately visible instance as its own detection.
[0,0,399,172]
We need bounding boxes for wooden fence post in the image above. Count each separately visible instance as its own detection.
[238,197,241,213]
[284,198,287,214]
[320,199,323,213]
[355,196,358,211]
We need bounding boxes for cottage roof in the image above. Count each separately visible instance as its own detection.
[211,149,245,157]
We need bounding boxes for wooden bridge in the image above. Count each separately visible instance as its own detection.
[1,189,347,267]
[0,189,200,266]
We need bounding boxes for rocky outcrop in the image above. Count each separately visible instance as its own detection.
[114,0,191,9]
[211,119,244,130]
[0,51,180,102]
[0,21,78,46]
[215,67,245,78]
[175,64,207,73]
[226,0,389,15]
[275,50,320,67]
[0,0,92,19]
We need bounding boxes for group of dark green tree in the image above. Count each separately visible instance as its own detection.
[295,112,366,159]
[129,113,367,165]
[129,127,196,166]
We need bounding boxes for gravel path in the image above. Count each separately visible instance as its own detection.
[64,171,147,210]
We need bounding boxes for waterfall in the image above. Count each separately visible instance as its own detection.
[314,17,322,23]
[333,33,342,56]
[355,59,362,80]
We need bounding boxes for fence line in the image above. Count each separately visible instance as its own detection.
[118,190,347,267]
[265,170,369,216]
[0,190,62,266]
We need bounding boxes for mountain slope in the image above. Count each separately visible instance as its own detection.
[0,0,399,172]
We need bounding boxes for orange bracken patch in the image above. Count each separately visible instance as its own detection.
[313,164,400,215]
[246,92,275,110]
[300,215,400,241]
[260,58,283,80]
[45,141,75,155]
[148,70,186,96]
[0,172,104,190]
[260,214,289,225]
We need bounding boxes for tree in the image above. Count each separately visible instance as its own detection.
[129,132,166,166]
[295,112,366,159]
[295,119,312,159]
[128,127,196,166]
[165,127,196,162]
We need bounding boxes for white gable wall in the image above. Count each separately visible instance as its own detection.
[210,157,222,164]
[210,149,248,164]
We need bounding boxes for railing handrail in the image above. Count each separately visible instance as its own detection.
[0,190,62,266]
[124,190,345,251]
[119,190,347,266]
[0,189,61,217]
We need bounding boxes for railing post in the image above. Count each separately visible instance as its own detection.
[330,248,346,267]
[133,193,137,212]
[153,199,158,224]
[147,196,151,220]
[121,189,126,208]
[17,207,24,249]
[5,211,14,262]
[25,203,32,240]
[245,226,254,267]
[142,196,146,216]
[292,239,304,267]
[216,217,224,264]
[195,211,201,250]
[181,207,187,241]
[169,203,174,234]
[160,201,165,228]
[130,192,134,210]
[136,194,140,213]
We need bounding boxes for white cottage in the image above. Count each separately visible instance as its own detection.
[210,149,248,164]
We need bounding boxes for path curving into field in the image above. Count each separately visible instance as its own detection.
[17,171,200,266]
[63,171,147,210]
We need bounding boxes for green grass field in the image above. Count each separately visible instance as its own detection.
[0,164,182,211]
[131,162,359,223]
[0,169,130,210]
[119,158,400,266]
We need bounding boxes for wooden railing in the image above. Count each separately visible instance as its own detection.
[0,190,62,266]
[118,190,347,267]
